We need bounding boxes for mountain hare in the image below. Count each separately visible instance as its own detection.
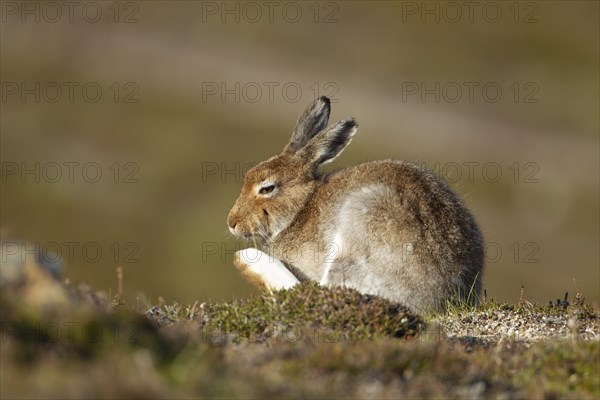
[227,97,484,313]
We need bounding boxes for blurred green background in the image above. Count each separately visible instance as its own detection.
[1,1,598,305]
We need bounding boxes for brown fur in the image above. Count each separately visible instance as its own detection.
[228,97,484,313]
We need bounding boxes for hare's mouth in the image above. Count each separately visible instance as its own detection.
[230,226,271,243]
[240,233,270,245]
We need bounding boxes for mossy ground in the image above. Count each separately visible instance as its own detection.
[1,279,598,399]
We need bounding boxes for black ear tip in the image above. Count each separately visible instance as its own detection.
[318,96,330,105]
[342,118,358,129]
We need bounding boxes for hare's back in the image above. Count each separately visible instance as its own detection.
[322,159,483,262]
[326,160,463,209]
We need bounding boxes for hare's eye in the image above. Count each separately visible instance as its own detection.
[258,184,276,195]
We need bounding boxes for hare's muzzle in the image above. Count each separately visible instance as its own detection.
[227,213,240,235]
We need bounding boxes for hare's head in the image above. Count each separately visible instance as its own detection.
[227,97,358,242]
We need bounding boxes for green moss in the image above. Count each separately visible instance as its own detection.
[150,282,423,342]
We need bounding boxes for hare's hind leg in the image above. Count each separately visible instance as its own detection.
[234,248,300,292]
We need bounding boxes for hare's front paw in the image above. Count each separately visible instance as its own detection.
[233,248,300,292]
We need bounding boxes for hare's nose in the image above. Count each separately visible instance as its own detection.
[227,215,238,230]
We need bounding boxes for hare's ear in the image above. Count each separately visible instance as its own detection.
[284,96,330,153]
[298,118,358,168]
